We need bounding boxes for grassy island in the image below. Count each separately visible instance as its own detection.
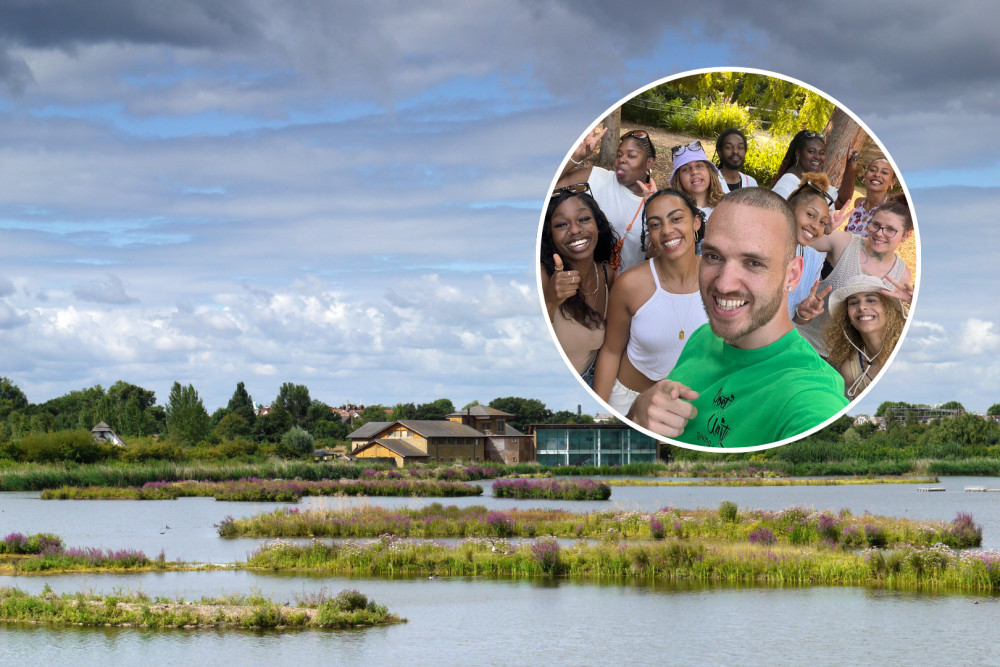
[40,477,482,502]
[217,502,982,550]
[0,587,404,629]
[492,478,611,500]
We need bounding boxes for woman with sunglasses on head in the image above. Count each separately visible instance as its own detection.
[557,128,657,273]
[793,199,913,358]
[771,129,856,209]
[823,276,907,398]
[843,157,897,236]
[668,141,726,228]
[592,189,707,416]
[541,184,619,384]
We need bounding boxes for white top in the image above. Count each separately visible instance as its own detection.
[720,171,759,192]
[625,259,708,380]
[588,167,646,273]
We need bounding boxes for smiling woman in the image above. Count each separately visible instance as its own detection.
[539,68,920,451]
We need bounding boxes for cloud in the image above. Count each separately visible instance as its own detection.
[0,277,14,297]
[72,274,139,304]
[960,319,1000,354]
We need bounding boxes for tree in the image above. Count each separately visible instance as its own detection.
[390,402,417,421]
[165,382,211,446]
[988,404,1000,416]
[488,397,551,433]
[280,426,315,457]
[216,412,251,440]
[0,377,29,421]
[939,401,966,412]
[596,107,621,170]
[822,106,866,191]
[414,398,455,421]
[273,383,311,426]
[226,381,257,425]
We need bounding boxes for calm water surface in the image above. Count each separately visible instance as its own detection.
[2,476,1000,664]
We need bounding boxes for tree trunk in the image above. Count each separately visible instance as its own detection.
[597,108,621,170]
[823,107,866,190]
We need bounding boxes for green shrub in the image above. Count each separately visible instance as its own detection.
[16,430,116,464]
[692,101,756,138]
[718,500,738,523]
[743,134,786,187]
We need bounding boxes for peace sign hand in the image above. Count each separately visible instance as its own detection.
[794,280,832,322]
[570,127,608,164]
[881,274,913,305]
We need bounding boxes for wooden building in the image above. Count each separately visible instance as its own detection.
[348,420,486,466]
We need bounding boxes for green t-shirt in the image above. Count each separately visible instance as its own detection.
[666,324,848,448]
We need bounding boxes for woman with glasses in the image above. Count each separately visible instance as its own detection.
[771,129,855,209]
[557,128,657,273]
[823,276,908,398]
[793,199,913,358]
[668,141,726,229]
[540,184,619,384]
[592,189,707,415]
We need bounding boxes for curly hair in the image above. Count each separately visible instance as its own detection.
[540,191,619,329]
[824,294,906,370]
[639,188,704,254]
[669,161,725,209]
[787,171,831,208]
[772,130,825,186]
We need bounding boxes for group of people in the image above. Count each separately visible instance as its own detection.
[541,126,914,448]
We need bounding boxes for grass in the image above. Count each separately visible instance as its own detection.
[0,586,404,629]
[40,477,483,502]
[244,535,1000,592]
[492,478,611,500]
[607,476,939,487]
[216,503,982,550]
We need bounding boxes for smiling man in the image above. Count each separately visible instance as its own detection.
[627,187,848,448]
[714,128,758,192]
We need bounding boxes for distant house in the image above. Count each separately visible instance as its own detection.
[91,422,126,447]
[348,420,487,467]
[313,448,337,462]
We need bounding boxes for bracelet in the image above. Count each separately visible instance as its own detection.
[568,156,583,166]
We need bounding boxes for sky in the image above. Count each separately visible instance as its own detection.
[1,0,999,418]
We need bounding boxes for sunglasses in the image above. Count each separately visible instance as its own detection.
[620,130,649,142]
[551,182,591,197]
[671,140,704,157]
[867,220,899,238]
[791,181,835,207]
[802,130,825,140]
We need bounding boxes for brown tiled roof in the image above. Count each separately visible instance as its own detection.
[347,421,391,439]
[356,438,429,458]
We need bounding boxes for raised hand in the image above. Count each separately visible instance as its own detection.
[570,127,608,164]
[548,254,581,307]
[627,379,699,438]
[881,274,914,305]
[635,176,658,201]
[794,280,832,323]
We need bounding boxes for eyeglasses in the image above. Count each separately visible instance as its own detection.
[671,141,704,157]
[802,130,824,140]
[791,181,834,207]
[551,182,591,197]
[867,220,899,238]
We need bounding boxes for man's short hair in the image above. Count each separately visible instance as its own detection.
[717,187,797,261]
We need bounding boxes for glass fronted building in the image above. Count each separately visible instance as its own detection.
[533,424,660,466]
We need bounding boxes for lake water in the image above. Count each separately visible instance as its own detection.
[2,476,1000,665]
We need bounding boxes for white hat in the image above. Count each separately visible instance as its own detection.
[828,275,905,316]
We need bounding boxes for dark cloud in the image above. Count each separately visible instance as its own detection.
[72,274,138,304]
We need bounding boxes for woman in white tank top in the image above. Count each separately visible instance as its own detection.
[593,189,708,416]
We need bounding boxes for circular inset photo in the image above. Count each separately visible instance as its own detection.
[537,68,919,452]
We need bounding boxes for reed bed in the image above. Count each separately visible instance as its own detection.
[217,503,982,550]
[0,536,165,573]
[607,476,939,487]
[244,535,1000,592]
[0,587,403,629]
[492,478,611,500]
[40,477,483,502]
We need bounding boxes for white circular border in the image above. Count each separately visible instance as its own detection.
[535,66,921,454]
